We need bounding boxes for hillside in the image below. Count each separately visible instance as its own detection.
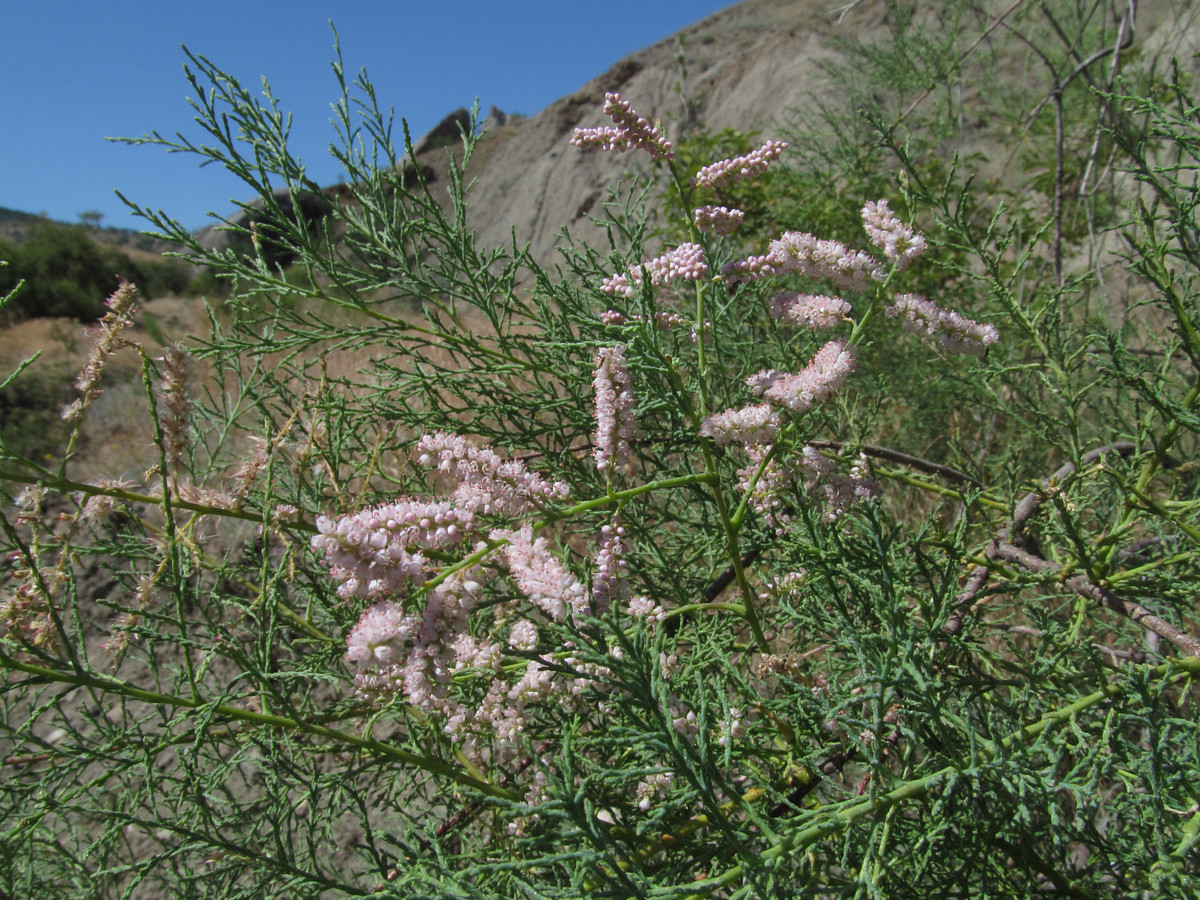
[0,206,180,261]
[187,0,1200,280]
[381,0,1200,268]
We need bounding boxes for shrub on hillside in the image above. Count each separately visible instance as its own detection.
[0,222,195,322]
[3,5,1200,898]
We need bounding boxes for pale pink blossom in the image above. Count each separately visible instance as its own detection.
[508,619,539,651]
[600,309,687,329]
[498,525,588,621]
[721,253,778,282]
[592,345,638,473]
[800,446,879,522]
[693,204,745,235]
[627,595,664,622]
[768,292,852,330]
[700,403,781,447]
[669,695,699,736]
[311,498,473,600]
[602,243,709,298]
[659,652,679,681]
[570,92,673,160]
[751,339,856,414]
[768,231,882,292]
[345,600,411,667]
[344,574,485,706]
[861,199,927,269]
[693,140,787,189]
[416,432,569,516]
[591,517,628,614]
[636,772,674,811]
[885,293,999,356]
[717,707,747,747]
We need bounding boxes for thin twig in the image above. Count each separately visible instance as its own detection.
[806,440,983,487]
[1012,442,1144,539]
[992,540,1200,659]
[898,0,1029,124]
[948,442,1155,638]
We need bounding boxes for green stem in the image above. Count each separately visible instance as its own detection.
[0,650,513,800]
[877,469,1008,510]
[663,602,747,620]
[675,657,1200,898]
[0,465,302,530]
[1100,382,1200,572]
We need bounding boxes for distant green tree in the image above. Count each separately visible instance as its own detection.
[0,222,196,322]
[0,223,111,320]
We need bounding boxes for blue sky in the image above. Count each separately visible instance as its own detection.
[3,1,732,233]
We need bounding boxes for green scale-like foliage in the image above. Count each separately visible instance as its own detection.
[2,4,1200,897]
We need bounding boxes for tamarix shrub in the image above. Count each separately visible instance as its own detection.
[3,17,1200,898]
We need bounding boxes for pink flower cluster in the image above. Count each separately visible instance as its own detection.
[338,523,605,757]
[569,92,674,160]
[693,140,788,189]
[885,293,999,357]
[693,204,745,235]
[636,772,674,810]
[749,339,856,414]
[340,535,609,768]
[416,432,569,516]
[591,516,629,615]
[311,499,472,599]
[768,231,882,292]
[721,253,779,281]
[768,292,852,330]
[734,445,878,530]
[861,199,927,269]
[498,525,588,622]
[592,345,638,473]
[699,402,781,447]
[627,594,665,622]
[600,309,689,331]
[800,446,879,522]
[315,429,640,809]
[601,242,709,298]
[344,571,485,706]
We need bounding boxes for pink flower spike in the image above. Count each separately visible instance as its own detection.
[721,254,778,282]
[310,498,473,600]
[768,292,852,330]
[754,339,856,414]
[415,432,569,516]
[693,205,745,235]
[570,92,673,160]
[768,231,882,292]
[498,525,588,621]
[593,345,638,473]
[861,199,927,269]
[700,403,781,447]
[885,294,998,356]
[693,140,787,189]
[591,515,629,615]
[601,243,708,298]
